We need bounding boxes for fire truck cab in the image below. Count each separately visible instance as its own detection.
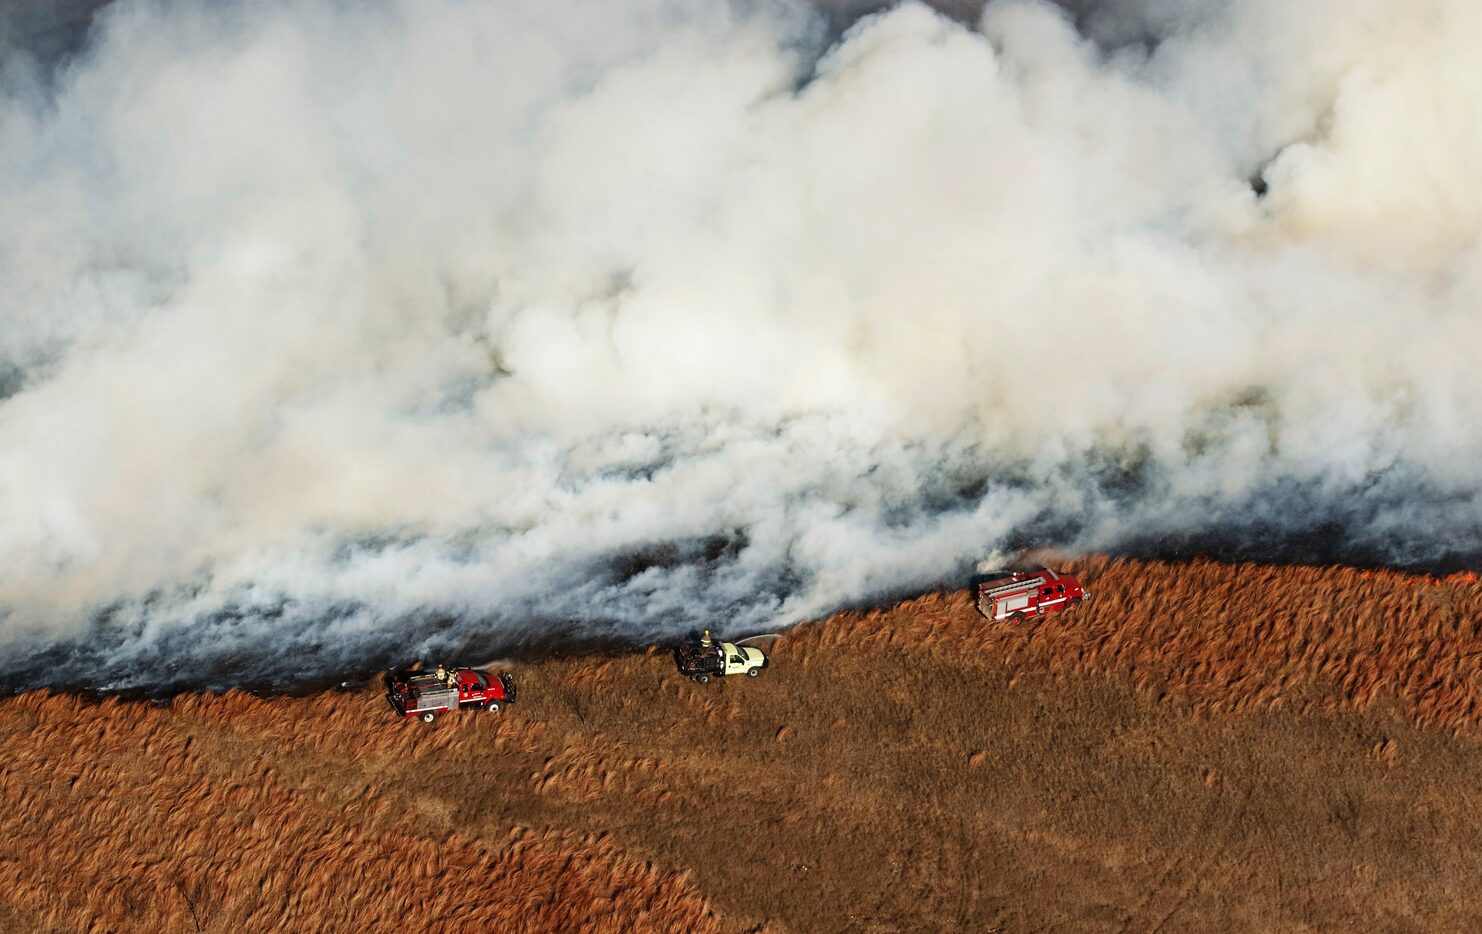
[385,666,517,722]
[975,568,1086,622]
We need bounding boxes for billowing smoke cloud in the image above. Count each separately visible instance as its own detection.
[2,0,1480,692]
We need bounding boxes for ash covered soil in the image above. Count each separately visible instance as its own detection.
[5,557,1482,932]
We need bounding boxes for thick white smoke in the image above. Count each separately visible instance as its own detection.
[2,0,1480,689]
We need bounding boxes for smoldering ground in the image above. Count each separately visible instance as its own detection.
[2,0,1481,692]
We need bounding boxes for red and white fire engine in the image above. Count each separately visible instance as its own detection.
[975,568,1087,622]
[385,665,517,722]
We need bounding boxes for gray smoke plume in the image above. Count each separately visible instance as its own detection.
[2,0,1480,692]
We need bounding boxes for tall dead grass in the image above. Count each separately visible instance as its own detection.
[0,690,722,933]
[785,557,1482,731]
[6,555,1482,931]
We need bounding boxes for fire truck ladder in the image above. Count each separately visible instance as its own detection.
[980,575,1048,598]
[977,574,1049,618]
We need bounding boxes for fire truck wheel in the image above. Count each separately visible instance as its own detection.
[1010,612,1026,624]
[420,712,435,723]
[747,667,761,677]
[1070,597,1082,608]
[485,702,501,713]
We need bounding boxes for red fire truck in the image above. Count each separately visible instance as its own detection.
[975,568,1086,622]
[385,665,517,722]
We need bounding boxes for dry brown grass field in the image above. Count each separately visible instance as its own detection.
[4,556,1482,932]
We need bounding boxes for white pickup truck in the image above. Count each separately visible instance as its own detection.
[672,631,767,683]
